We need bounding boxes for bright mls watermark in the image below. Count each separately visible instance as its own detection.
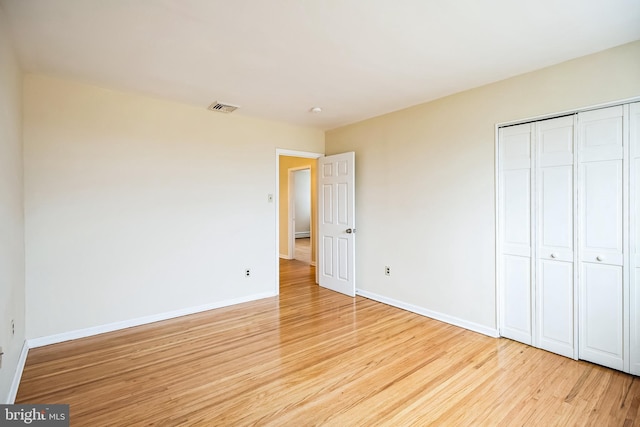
[0,405,69,426]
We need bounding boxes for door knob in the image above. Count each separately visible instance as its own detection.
[550,253,558,259]
[345,228,355,234]
[596,255,604,262]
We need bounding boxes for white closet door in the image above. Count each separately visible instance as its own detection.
[536,116,575,358]
[578,106,625,371]
[499,123,533,344]
[630,102,640,375]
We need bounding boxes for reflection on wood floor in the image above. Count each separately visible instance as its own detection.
[294,237,311,263]
[16,259,640,425]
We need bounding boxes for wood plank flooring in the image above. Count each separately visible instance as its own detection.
[17,259,640,425]
[294,237,311,263]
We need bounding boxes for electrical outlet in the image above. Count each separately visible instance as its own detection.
[245,268,251,277]
[11,319,15,336]
[0,346,3,369]
[385,266,391,276]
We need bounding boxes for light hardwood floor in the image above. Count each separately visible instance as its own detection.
[294,237,311,263]
[17,260,640,425]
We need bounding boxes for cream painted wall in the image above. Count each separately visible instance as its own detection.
[278,156,317,263]
[23,75,324,339]
[0,8,25,402]
[326,41,640,332]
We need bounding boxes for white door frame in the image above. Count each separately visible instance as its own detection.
[496,97,640,336]
[288,166,312,262]
[495,97,640,370]
[275,149,323,295]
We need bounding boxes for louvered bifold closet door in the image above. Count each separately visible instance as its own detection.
[630,102,640,376]
[499,123,534,345]
[535,116,576,358]
[578,105,626,372]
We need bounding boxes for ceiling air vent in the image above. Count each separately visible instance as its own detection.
[208,101,240,113]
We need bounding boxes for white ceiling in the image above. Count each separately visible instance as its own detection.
[1,0,639,130]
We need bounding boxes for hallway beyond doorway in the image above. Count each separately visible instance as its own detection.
[294,237,311,264]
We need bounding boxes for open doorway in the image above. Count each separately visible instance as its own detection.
[290,168,311,264]
[275,150,322,294]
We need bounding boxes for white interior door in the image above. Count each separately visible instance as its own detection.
[499,123,534,345]
[536,116,575,358]
[318,152,355,296]
[578,106,626,371]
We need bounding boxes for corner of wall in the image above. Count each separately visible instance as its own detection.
[0,5,27,405]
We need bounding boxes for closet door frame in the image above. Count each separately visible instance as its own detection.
[496,97,640,372]
[629,102,640,375]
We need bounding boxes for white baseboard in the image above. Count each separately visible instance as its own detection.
[27,291,277,348]
[6,341,29,403]
[356,289,499,338]
[295,232,310,238]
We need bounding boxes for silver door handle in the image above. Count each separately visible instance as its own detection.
[596,255,604,262]
[345,228,356,234]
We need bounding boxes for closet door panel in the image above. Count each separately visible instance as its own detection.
[538,116,574,167]
[503,255,532,344]
[633,272,640,375]
[580,263,624,370]
[538,259,574,357]
[580,160,624,265]
[501,125,532,169]
[502,169,531,256]
[579,106,623,162]
[635,155,640,267]
[539,165,573,261]
[499,123,533,344]
[631,102,640,375]
[536,116,575,357]
[578,105,625,371]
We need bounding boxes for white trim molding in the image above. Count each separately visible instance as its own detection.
[6,341,29,404]
[496,96,640,128]
[356,289,499,338]
[27,291,276,348]
[495,99,639,339]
